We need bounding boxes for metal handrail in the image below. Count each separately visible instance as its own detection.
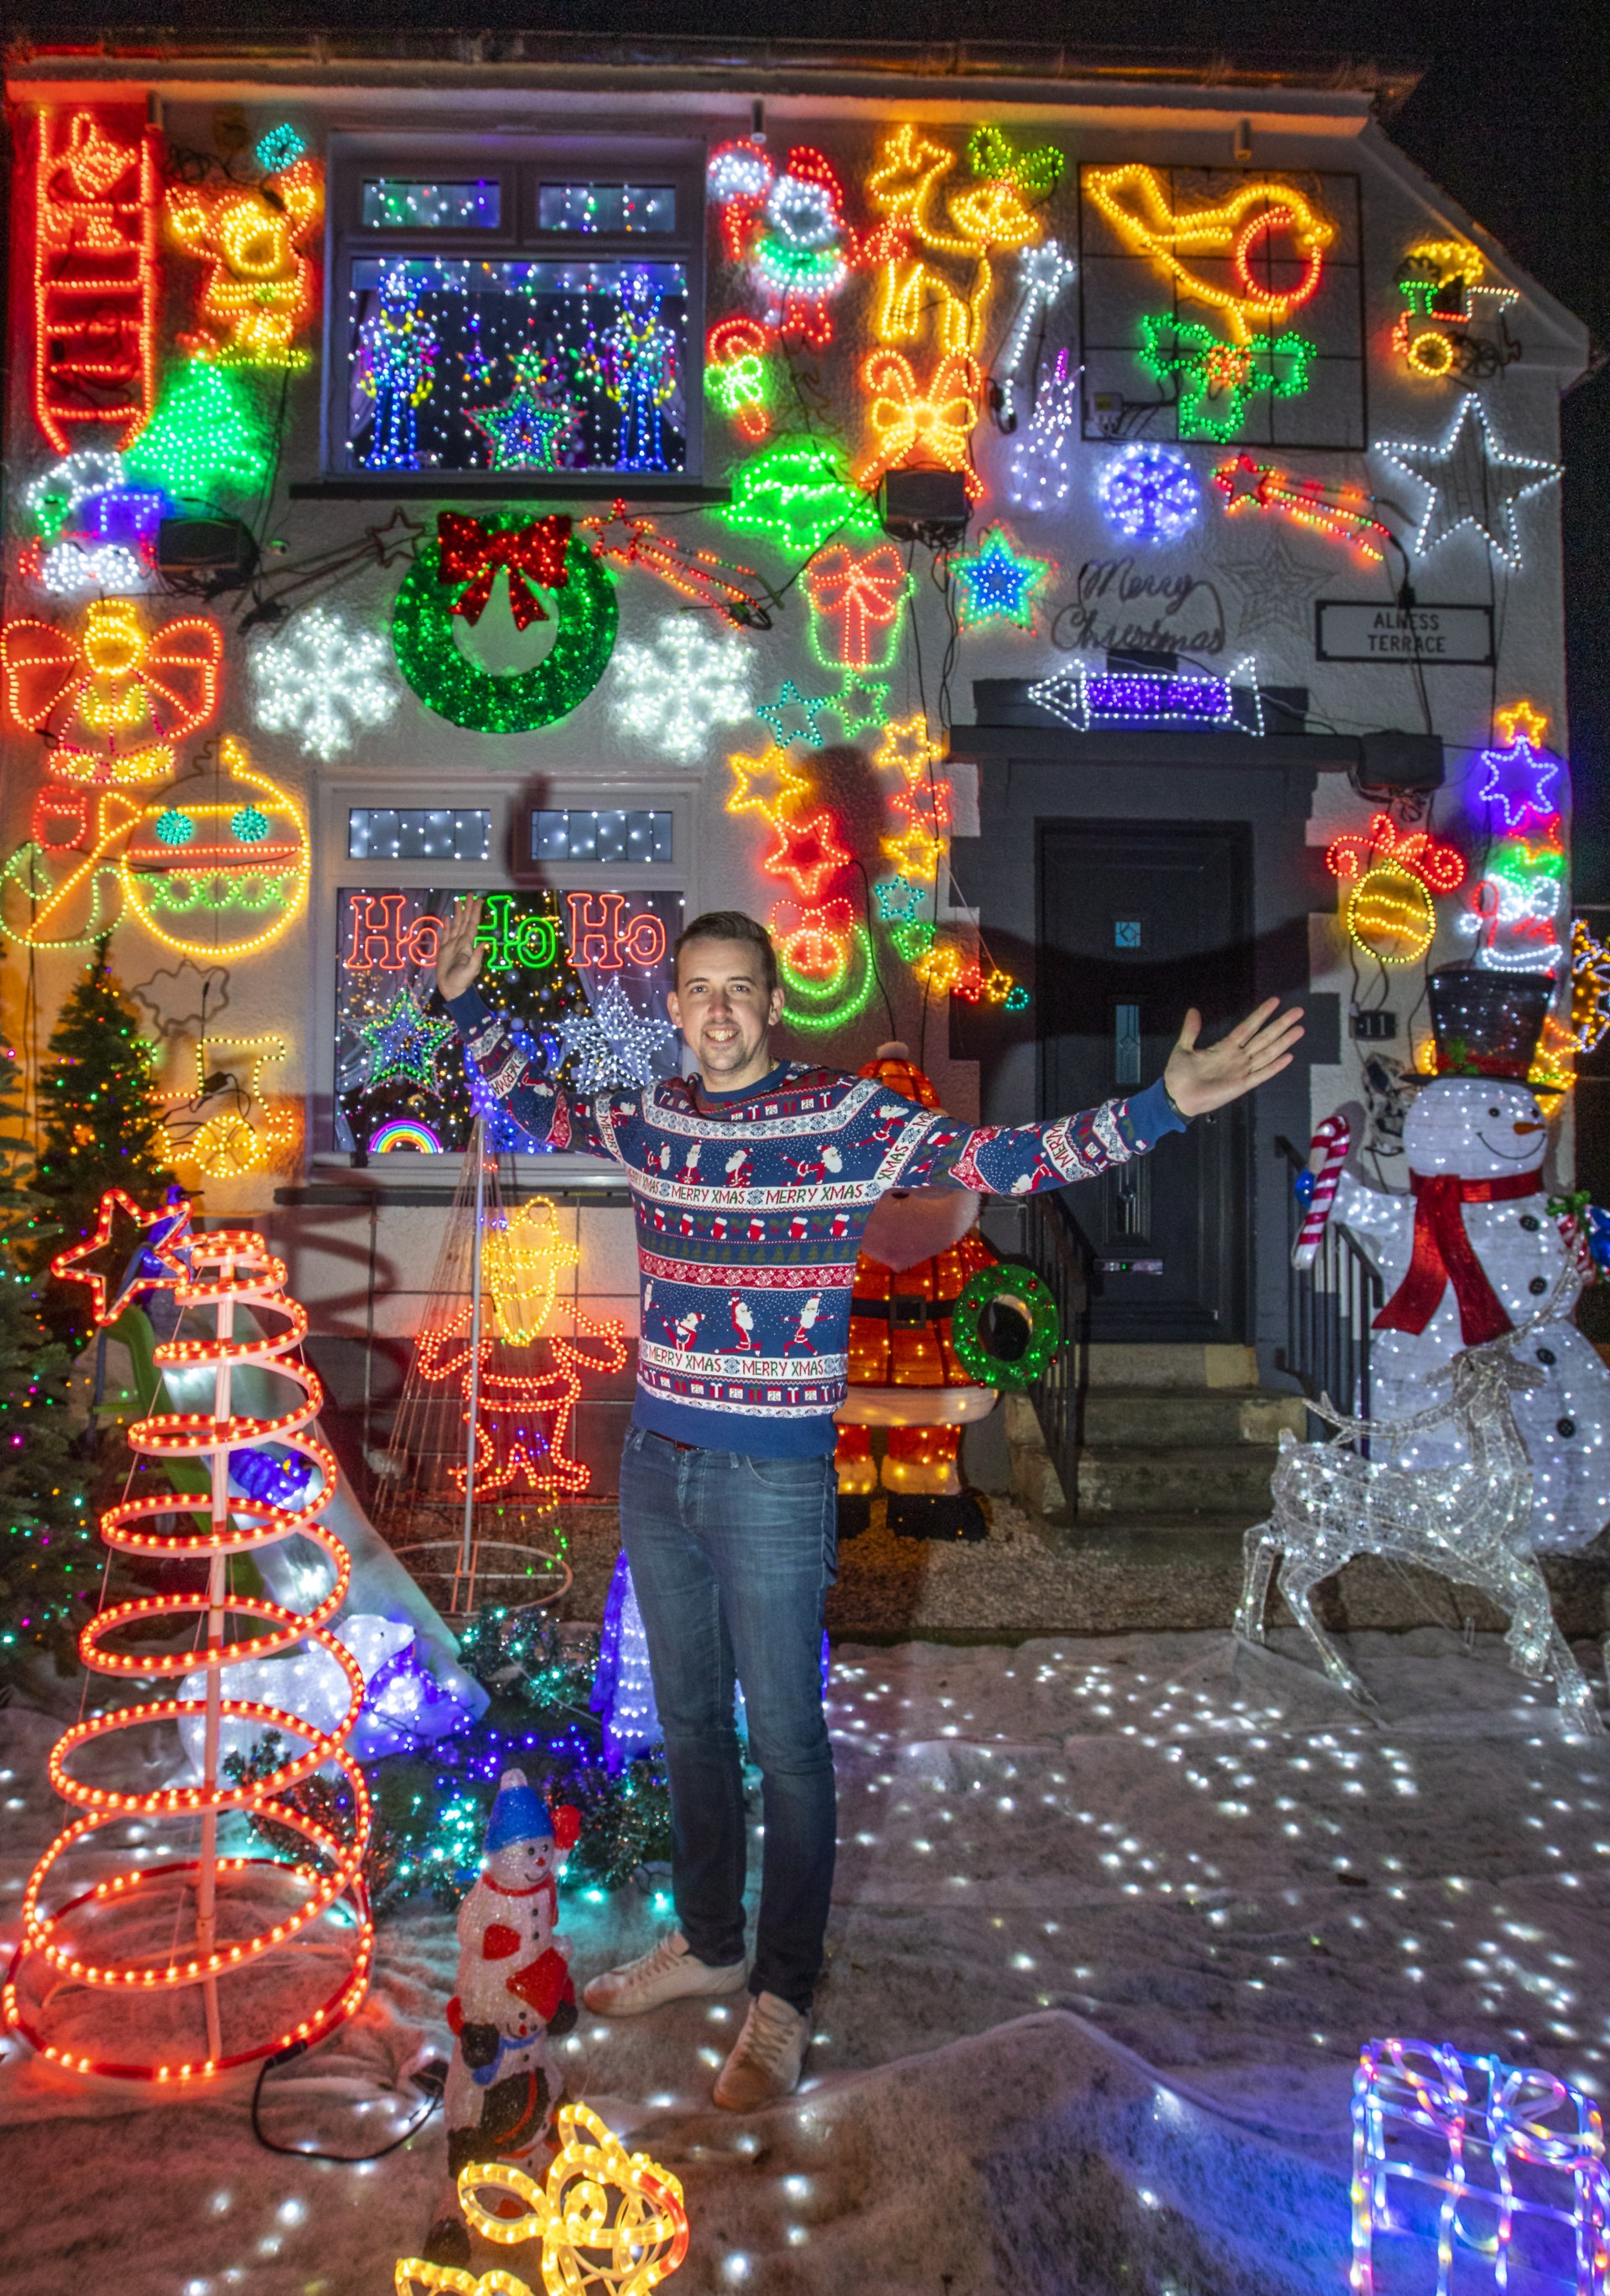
[1012,1188,1093,1519]
[1275,1136,1384,1434]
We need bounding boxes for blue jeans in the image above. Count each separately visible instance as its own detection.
[619,1426,838,2015]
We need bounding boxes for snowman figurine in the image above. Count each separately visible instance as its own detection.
[423,1769,581,2269]
[1308,969,1610,1552]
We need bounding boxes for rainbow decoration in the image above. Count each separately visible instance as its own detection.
[369,1119,444,1155]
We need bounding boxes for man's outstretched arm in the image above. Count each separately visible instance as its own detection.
[433,895,617,1161]
[900,998,1305,1194]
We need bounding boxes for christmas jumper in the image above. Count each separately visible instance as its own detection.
[447,986,1186,1457]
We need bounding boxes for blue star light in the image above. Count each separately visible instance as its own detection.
[1478,738,1561,832]
[952,524,1052,630]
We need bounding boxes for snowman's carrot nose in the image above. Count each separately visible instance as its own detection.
[1514,1121,1546,1135]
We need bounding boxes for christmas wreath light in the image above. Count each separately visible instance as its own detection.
[8,1203,372,2080]
[951,1264,1061,1390]
[392,523,617,734]
[1096,442,1202,545]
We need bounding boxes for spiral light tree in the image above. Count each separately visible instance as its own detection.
[3,1191,373,2080]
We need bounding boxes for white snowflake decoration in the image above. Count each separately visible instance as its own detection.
[249,605,400,761]
[608,613,756,764]
[558,976,678,1090]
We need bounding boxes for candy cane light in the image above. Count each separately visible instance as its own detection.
[4,1192,372,2081]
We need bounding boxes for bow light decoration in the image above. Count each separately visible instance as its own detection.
[857,350,984,501]
[435,512,572,630]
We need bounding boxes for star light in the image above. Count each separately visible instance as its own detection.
[360,988,454,1088]
[1478,735,1561,831]
[557,975,678,1090]
[49,1187,190,1329]
[1373,393,1561,570]
[755,678,833,748]
[951,523,1052,630]
[761,809,853,900]
[824,673,891,738]
[726,743,813,820]
[872,712,947,782]
[248,605,401,761]
[1495,697,1550,748]
[468,387,581,472]
[608,613,756,763]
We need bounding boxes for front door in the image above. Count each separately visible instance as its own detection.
[1039,818,1253,1342]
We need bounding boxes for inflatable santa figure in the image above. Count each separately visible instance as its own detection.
[1302,969,1610,1551]
[423,1769,580,2268]
[835,1043,999,1540]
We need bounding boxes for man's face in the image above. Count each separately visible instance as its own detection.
[667,936,784,1084]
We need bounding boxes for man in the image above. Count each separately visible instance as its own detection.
[435,898,1301,2110]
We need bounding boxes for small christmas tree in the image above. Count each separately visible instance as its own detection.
[0,1030,96,1678]
[31,938,174,1347]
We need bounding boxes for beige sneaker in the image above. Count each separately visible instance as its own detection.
[581,1930,747,2016]
[711,1990,809,2111]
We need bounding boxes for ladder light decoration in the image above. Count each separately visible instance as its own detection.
[3,1190,373,2080]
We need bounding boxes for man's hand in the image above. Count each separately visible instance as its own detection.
[434,896,485,1005]
[1163,997,1304,1119]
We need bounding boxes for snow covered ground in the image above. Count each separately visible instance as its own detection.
[1,1623,1607,2295]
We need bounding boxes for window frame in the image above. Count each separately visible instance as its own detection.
[309,769,696,1179]
[322,129,709,486]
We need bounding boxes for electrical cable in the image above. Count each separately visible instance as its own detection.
[251,2042,444,2161]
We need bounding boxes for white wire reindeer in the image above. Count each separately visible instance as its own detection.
[1236,1265,1604,1736]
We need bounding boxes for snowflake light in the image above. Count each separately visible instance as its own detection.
[1096,443,1202,545]
[558,975,678,1090]
[250,605,400,761]
[608,613,756,763]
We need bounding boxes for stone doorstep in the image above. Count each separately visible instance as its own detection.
[1072,1446,1291,1520]
[1083,1342,1263,1390]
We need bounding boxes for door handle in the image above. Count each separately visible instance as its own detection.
[1114,1000,1141,1086]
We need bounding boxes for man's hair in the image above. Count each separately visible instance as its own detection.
[673,909,778,1000]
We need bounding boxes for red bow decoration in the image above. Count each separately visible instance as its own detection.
[436,512,572,630]
[1326,811,1465,895]
[1374,1168,1541,1345]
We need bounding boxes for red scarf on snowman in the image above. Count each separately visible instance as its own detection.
[1373,1167,1541,1346]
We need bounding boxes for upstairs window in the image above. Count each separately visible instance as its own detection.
[330,142,703,479]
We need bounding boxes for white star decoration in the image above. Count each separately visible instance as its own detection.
[1373,393,1561,571]
[558,976,678,1090]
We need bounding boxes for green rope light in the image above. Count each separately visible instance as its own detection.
[391,527,617,734]
[779,925,875,1031]
[951,1264,1061,1390]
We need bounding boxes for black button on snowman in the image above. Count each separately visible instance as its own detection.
[1304,969,1610,1551]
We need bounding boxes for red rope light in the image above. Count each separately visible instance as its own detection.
[4,1199,373,2081]
[32,108,159,455]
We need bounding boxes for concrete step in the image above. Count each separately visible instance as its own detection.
[1084,1343,1262,1390]
[1073,1443,1280,1521]
[1078,1387,1306,1449]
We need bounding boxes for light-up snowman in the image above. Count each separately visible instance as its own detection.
[1311,973,1610,1552]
